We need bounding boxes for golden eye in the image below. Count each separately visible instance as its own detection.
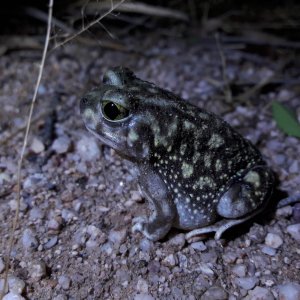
[102,101,129,121]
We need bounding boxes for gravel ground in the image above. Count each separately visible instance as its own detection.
[0,28,300,300]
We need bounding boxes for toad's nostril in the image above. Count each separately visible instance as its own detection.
[81,97,89,105]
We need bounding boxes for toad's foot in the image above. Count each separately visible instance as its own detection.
[186,206,266,242]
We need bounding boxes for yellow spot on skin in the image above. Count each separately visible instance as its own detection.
[244,171,260,188]
[208,134,224,149]
[198,176,216,189]
[215,159,222,172]
[182,162,194,178]
[204,154,211,168]
[128,129,139,142]
[193,153,200,164]
[183,121,195,130]
[180,144,187,155]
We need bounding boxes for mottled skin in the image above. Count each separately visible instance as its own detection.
[80,67,274,241]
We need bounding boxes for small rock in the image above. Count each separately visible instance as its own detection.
[0,257,5,273]
[198,263,214,276]
[139,239,154,253]
[22,228,39,251]
[222,252,238,264]
[30,137,45,153]
[276,206,293,218]
[52,136,71,154]
[191,241,207,251]
[8,276,25,294]
[29,260,47,280]
[162,254,177,267]
[86,225,101,239]
[44,236,58,249]
[76,136,100,161]
[47,218,61,231]
[108,228,127,245]
[293,204,300,222]
[278,282,300,300]
[232,264,247,277]
[167,234,186,250]
[265,233,283,249]
[200,286,227,300]
[3,292,26,300]
[245,286,274,300]
[53,296,67,300]
[136,279,148,293]
[29,207,44,220]
[134,294,155,300]
[235,277,258,290]
[261,246,277,256]
[286,224,300,242]
[289,160,299,174]
[58,275,71,290]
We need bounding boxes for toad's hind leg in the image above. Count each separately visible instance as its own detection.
[186,166,274,241]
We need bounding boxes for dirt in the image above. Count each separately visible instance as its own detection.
[0,24,300,300]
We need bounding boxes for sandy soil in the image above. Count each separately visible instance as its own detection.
[0,27,300,300]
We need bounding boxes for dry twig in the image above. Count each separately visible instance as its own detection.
[0,1,54,299]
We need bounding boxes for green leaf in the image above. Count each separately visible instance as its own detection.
[272,101,300,138]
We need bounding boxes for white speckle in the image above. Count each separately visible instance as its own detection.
[182,162,194,178]
[180,144,187,155]
[128,129,139,142]
[208,134,224,149]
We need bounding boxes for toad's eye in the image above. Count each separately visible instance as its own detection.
[101,101,129,121]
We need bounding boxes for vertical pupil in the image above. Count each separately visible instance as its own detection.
[104,102,120,120]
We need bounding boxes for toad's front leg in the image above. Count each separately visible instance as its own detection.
[132,166,176,241]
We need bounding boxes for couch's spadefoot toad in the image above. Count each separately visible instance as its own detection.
[80,67,274,241]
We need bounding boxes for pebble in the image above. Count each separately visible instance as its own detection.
[136,279,149,293]
[8,276,25,294]
[232,264,247,277]
[30,137,45,153]
[190,241,207,251]
[139,239,154,253]
[76,136,100,161]
[245,286,274,300]
[162,254,177,267]
[3,292,26,300]
[293,204,300,222]
[52,136,71,154]
[47,218,61,231]
[276,206,293,218]
[286,224,300,242]
[22,228,39,251]
[222,252,238,264]
[261,246,277,256]
[0,257,5,273]
[53,296,67,300]
[44,236,58,249]
[58,275,71,290]
[200,286,227,300]
[29,260,47,280]
[198,263,214,276]
[234,277,258,290]
[289,160,299,174]
[29,207,44,220]
[265,233,283,249]
[167,234,186,250]
[278,282,300,300]
[134,294,155,300]
[108,229,127,245]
